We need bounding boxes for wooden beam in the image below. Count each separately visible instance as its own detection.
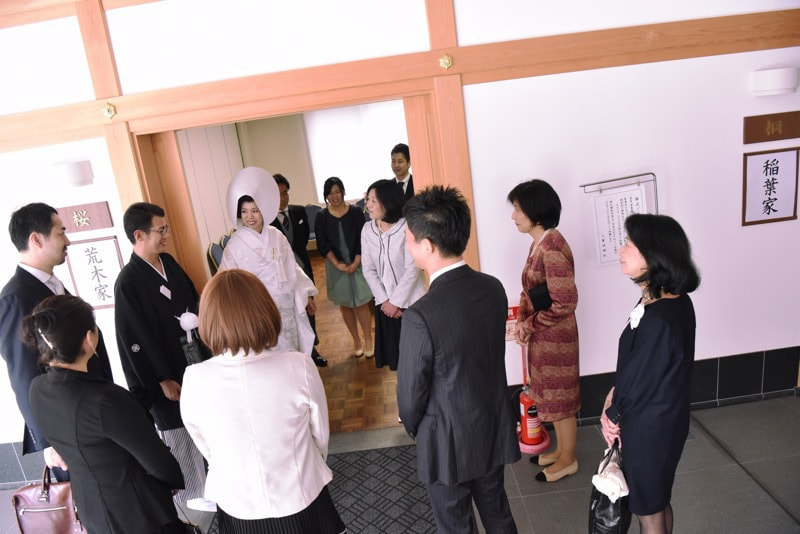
[431,74,479,269]
[0,1,74,28]
[76,0,121,99]
[104,121,144,209]
[403,95,440,189]
[1,10,798,152]
[426,0,457,49]
[458,9,800,85]
[128,78,434,135]
[0,102,105,152]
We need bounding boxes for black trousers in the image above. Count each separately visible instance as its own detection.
[425,464,517,534]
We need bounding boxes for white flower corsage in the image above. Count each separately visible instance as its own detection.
[628,302,645,329]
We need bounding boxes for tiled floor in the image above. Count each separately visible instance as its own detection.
[1,395,798,533]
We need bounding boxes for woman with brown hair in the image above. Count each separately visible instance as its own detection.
[181,269,345,534]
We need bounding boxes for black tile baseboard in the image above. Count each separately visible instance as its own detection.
[511,345,800,425]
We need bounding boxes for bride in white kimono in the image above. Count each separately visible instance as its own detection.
[218,167,317,355]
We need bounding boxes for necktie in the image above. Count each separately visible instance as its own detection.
[47,275,65,295]
[279,210,294,243]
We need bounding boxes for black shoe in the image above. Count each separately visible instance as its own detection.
[312,350,328,367]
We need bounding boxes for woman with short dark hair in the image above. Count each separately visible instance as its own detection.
[508,179,581,483]
[601,213,700,534]
[181,269,345,534]
[315,176,374,357]
[25,295,185,533]
[361,179,425,368]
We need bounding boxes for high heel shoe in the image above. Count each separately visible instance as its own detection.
[529,455,557,467]
[364,339,375,358]
[535,460,578,482]
[354,340,364,357]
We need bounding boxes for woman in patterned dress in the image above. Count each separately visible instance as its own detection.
[510,179,580,482]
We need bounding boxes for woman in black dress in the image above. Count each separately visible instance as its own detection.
[600,214,700,534]
[25,295,186,534]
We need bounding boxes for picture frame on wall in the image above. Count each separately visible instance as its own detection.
[64,236,124,310]
[742,147,799,226]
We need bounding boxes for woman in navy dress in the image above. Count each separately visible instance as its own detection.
[600,213,700,534]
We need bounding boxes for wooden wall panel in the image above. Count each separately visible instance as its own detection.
[146,132,208,290]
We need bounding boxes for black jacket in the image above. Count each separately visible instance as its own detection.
[30,367,183,533]
[0,267,113,453]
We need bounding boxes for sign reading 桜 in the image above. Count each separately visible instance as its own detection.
[56,202,114,233]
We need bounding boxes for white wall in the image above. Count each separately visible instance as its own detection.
[304,100,409,202]
[106,0,430,94]
[465,47,800,379]
[237,115,318,205]
[0,138,132,443]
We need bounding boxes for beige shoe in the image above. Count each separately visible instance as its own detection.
[365,339,375,358]
[535,460,578,482]
[354,340,364,357]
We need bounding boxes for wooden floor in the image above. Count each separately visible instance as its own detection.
[310,252,401,434]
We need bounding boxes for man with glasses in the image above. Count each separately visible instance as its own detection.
[114,202,214,512]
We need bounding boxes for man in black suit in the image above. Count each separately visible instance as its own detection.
[398,186,520,533]
[391,143,414,202]
[270,173,327,367]
[0,202,113,477]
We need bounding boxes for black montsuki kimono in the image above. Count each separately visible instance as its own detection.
[114,252,200,430]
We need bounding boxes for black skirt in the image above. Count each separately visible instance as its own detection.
[373,311,402,370]
[217,486,345,534]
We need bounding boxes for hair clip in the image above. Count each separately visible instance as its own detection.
[37,328,55,350]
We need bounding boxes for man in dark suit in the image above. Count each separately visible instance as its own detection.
[398,186,520,533]
[270,173,327,367]
[391,143,414,202]
[0,202,113,478]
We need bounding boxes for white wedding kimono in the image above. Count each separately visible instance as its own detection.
[219,225,317,355]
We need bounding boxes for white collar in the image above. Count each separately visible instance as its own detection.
[18,263,52,285]
[429,260,466,284]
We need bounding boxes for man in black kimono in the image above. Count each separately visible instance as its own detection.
[114,202,214,512]
[0,202,113,481]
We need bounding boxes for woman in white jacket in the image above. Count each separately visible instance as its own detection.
[181,269,345,534]
[360,179,426,369]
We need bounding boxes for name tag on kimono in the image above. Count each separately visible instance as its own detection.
[160,285,172,300]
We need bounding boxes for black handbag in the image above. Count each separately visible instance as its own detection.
[527,283,553,311]
[181,330,212,365]
[588,440,631,534]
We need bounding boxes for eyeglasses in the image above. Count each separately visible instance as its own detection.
[148,226,170,236]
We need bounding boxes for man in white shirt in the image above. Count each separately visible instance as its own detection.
[398,186,519,533]
[0,202,113,480]
[391,143,414,202]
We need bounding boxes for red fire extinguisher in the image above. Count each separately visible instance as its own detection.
[519,386,544,445]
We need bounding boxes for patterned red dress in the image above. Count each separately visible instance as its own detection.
[516,229,580,421]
